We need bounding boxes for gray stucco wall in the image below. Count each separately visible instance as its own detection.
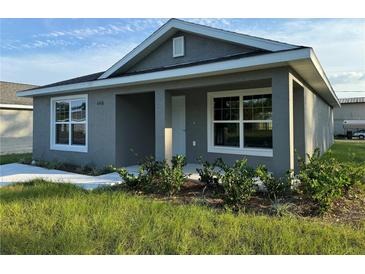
[304,86,334,157]
[333,103,365,135]
[32,66,334,175]
[293,83,305,171]
[124,31,256,74]
[33,90,116,167]
[116,92,155,166]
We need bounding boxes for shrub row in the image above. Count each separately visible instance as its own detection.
[197,158,292,207]
[118,155,187,196]
[197,150,364,212]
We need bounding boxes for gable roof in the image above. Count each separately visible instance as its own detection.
[98,18,301,79]
[17,19,340,108]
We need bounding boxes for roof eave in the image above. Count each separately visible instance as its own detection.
[17,47,339,107]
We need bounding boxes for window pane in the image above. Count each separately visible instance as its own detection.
[71,99,86,122]
[56,102,69,122]
[214,123,239,147]
[56,124,69,144]
[243,94,272,121]
[213,97,239,121]
[71,124,86,145]
[244,122,272,148]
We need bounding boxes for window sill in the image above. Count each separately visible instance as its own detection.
[51,144,88,153]
[208,146,273,157]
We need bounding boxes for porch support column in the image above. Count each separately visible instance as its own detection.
[155,89,172,161]
[272,68,294,175]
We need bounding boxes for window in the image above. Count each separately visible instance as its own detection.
[207,88,273,157]
[51,95,88,152]
[242,94,272,149]
[173,36,184,57]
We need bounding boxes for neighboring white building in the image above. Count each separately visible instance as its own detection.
[334,97,365,136]
[0,81,37,155]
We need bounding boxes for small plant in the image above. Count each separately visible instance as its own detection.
[298,148,355,212]
[196,157,223,187]
[270,200,296,217]
[158,155,187,195]
[118,168,140,189]
[255,165,292,199]
[100,164,117,174]
[118,155,187,196]
[220,159,256,208]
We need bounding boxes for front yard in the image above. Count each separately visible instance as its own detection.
[1,140,364,254]
[1,180,364,255]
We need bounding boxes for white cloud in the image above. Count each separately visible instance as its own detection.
[0,43,137,85]
[1,18,364,94]
[34,19,167,40]
[234,19,365,91]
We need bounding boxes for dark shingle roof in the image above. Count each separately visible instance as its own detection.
[24,72,104,91]
[339,97,365,104]
[0,81,37,105]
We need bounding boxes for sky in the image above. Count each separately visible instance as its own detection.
[1,18,364,98]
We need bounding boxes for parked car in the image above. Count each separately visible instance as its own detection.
[353,130,365,139]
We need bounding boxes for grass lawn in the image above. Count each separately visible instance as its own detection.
[323,140,365,164]
[0,153,32,165]
[1,141,364,255]
[1,181,364,255]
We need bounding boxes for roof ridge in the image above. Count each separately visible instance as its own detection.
[173,18,303,49]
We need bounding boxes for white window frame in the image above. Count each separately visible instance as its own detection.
[50,94,88,153]
[207,88,273,157]
[172,36,184,57]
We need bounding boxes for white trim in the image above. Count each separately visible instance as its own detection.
[309,49,340,107]
[98,19,298,79]
[50,94,88,153]
[0,103,33,110]
[17,48,310,97]
[173,36,184,57]
[207,88,273,157]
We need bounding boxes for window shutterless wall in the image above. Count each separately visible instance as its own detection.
[33,90,116,168]
[50,94,88,153]
[207,88,273,157]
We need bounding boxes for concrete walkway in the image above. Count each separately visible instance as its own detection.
[0,163,202,190]
[0,163,123,190]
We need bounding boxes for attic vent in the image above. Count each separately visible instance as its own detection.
[173,36,184,57]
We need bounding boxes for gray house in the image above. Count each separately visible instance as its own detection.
[17,19,339,175]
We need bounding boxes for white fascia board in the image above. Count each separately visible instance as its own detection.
[98,19,298,80]
[17,48,311,98]
[0,103,33,110]
[309,49,341,107]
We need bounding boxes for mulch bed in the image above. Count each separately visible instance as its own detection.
[323,185,365,228]
[135,180,365,227]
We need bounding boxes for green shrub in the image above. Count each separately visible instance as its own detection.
[220,159,256,207]
[298,148,356,212]
[118,168,140,189]
[255,165,292,199]
[158,155,187,195]
[196,157,223,187]
[118,156,187,196]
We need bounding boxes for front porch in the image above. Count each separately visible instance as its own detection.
[114,68,307,175]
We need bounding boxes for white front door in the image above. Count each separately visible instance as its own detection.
[172,96,186,156]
